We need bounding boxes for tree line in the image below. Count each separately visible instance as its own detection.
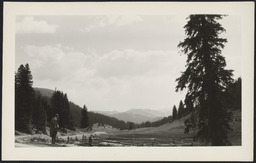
[15,64,135,134]
[136,77,240,135]
[137,100,187,128]
[69,101,129,130]
[15,63,77,134]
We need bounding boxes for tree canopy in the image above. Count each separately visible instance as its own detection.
[176,15,234,145]
[80,105,90,128]
[50,90,72,130]
[172,105,178,120]
[15,64,34,133]
[178,100,185,118]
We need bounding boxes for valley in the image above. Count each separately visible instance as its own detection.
[15,110,241,147]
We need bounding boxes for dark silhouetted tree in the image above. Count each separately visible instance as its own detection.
[32,95,48,134]
[15,64,34,133]
[50,90,72,130]
[176,15,234,145]
[178,100,185,118]
[172,105,178,120]
[225,77,241,111]
[127,121,135,130]
[184,105,197,135]
[80,105,90,128]
[144,121,151,127]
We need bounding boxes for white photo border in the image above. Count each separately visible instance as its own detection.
[2,2,254,161]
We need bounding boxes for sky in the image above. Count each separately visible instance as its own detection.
[15,15,241,112]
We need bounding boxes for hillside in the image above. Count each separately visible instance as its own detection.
[108,112,161,123]
[34,87,54,97]
[34,87,128,129]
[34,87,172,124]
[116,109,241,145]
[95,108,171,123]
[69,102,127,129]
[120,114,190,136]
[15,109,241,147]
[32,87,241,146]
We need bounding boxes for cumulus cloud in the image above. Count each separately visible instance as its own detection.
[15,15,242,111]
[23,44,91,81]
[16,16,59,34]
[23,44,183,80]
[21,44,186,109]
[94,49,176,78]
[82,15,143,32]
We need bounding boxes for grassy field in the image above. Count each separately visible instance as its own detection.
[91,110,241,146]
[15,110,241,147]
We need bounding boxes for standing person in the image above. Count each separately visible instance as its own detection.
[50,114,59,144]
[89,134,93,146]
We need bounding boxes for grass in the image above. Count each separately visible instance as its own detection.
[15,110,241,147]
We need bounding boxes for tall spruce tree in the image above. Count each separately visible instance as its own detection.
[15,64,34,133]
[172,105,178,120]
[50,90,71,130]
[176,15,234,145]
[80,105,89,128]
[178,100,185,118]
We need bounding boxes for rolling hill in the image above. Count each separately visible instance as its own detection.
[34,87,127,129]
[34,88,172,124]
[116,109,241,145]
[34,87,54,97]
[95,108,172,123]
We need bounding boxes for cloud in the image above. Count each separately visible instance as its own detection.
[94,49,178,78]
[20,44,186,109]
[23,44,90,81]
[23,45,183,81]
[16,16,59,34]
[15,15,242,111]
[108,15,143,26]
[82,15,143,32]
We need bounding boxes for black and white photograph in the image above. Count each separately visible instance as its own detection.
[2,2,254,161]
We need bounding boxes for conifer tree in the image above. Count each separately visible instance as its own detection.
[15,64,34,133]
[80,105,90,128]
[176,15,233,145]
[172,105,178,120]
[178,100,185,118]
[51,90,72,130]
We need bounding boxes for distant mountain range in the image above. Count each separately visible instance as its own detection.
[34,87,172,124]
[95,108,172,123]
[34,87,128,128]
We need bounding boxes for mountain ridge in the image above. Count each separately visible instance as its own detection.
[34,87,127,128]
[95,108,172,123]
[34,87,172,124]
